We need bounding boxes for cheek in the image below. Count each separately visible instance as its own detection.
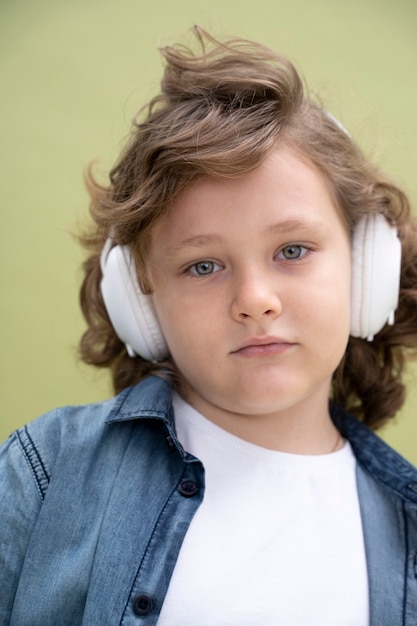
[298,261,351,341]
[153,291,210,356]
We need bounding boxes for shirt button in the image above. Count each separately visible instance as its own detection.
[178,480,199,497]
[133,594,153,616]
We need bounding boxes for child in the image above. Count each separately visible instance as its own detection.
[1,26,417,626]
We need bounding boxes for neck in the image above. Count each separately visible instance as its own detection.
[182,388,341,455]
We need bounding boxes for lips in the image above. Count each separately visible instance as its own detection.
[232,336,295,357]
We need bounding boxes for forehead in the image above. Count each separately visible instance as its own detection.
[150,146,347,246]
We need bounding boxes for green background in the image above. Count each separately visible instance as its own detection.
[1,0,416,460]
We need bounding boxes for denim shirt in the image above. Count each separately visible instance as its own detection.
[1,375,417,626]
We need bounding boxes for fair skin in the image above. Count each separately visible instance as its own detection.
[148,145,352,454]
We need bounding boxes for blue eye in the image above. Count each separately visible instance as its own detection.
[190,261,219,275]
[279,245,306,260]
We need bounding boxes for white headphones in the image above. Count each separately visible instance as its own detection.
[100,239,169,361]
[350,213,401,341]
[100,213,402,361]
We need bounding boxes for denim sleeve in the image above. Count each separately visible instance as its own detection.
[0,429,45,624]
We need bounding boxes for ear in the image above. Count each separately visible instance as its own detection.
[100,241,169,361]
[350,214,401,341]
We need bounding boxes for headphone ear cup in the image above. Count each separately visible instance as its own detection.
[350,214,401,340]
[100,242,169,361]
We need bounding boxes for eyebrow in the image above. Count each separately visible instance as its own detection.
[173,234,223,249]
[266,219,328,236]
[166,234,224,257]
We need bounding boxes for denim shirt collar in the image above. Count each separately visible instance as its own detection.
[106,375,174,423]
[105,375,195,461]
[332,405,417,506]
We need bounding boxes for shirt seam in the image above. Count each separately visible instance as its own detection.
[402,499,408,626]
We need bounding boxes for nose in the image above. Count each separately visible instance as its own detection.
[230,269,282,322]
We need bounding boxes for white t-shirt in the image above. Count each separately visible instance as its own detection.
[157,393,369,626]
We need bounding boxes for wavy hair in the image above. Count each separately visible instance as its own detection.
[79,26,417,430]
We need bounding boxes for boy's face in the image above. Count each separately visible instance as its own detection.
[148,146,351,443]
